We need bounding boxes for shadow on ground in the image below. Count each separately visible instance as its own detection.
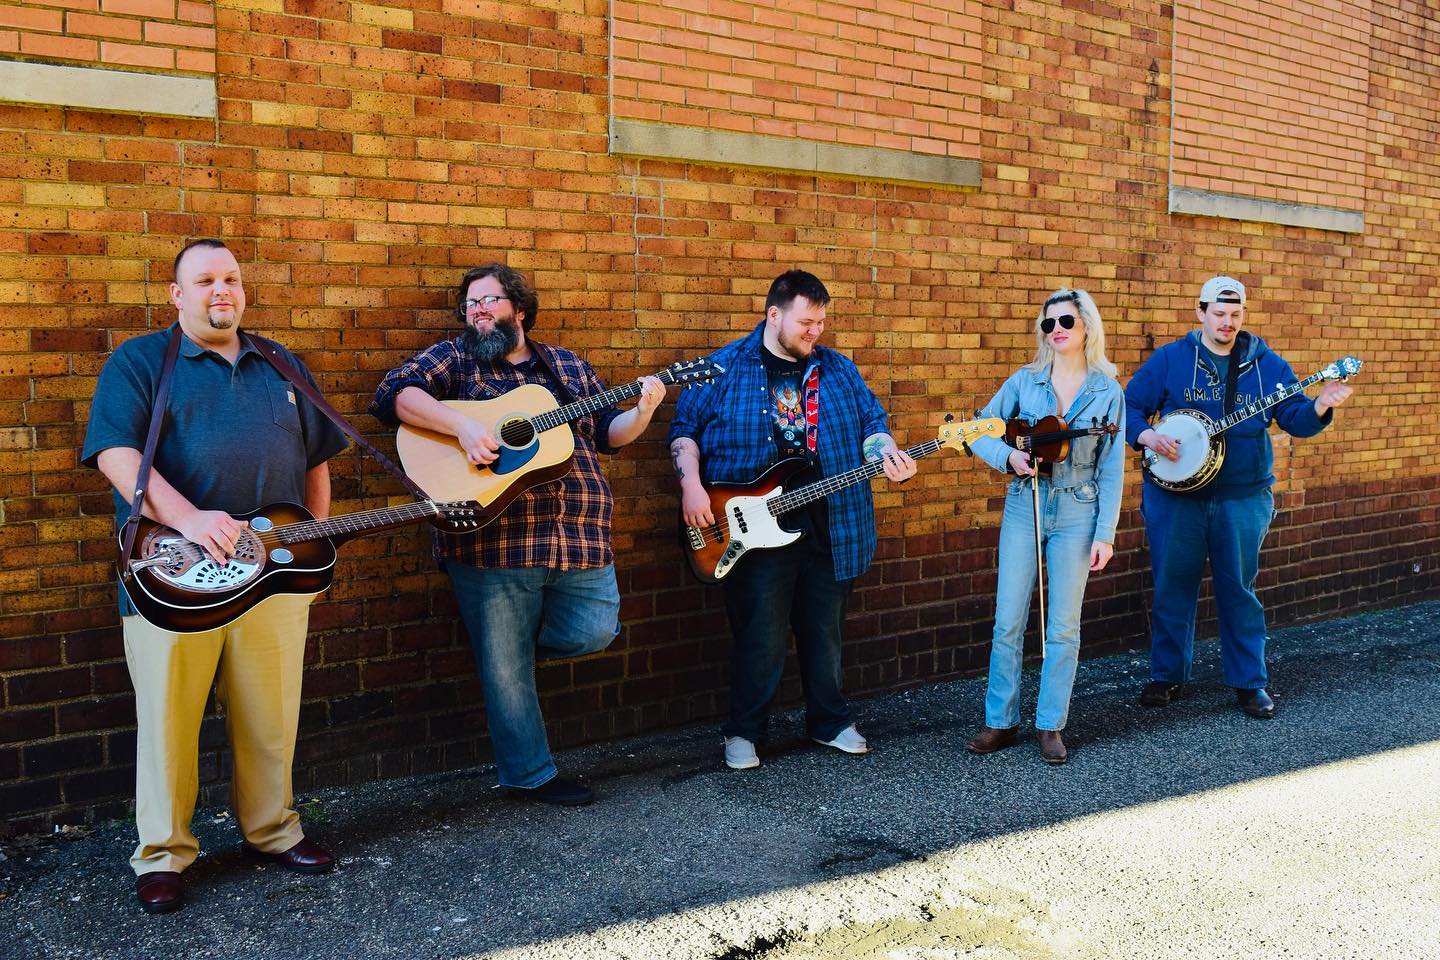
[3,600,1438,959]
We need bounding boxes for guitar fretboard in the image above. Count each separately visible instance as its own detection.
[770,439,945,515]
[528,368,683,436]
[1207,371,1325,438]
[277,501,443,543]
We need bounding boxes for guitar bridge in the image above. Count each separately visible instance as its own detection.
[685,526,706,551]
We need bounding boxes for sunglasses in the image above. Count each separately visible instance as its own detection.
[1040,314,1077,334]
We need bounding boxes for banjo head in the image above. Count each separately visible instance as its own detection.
[1144,409,1218,486]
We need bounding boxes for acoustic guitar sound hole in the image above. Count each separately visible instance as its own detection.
[498,416,536,449]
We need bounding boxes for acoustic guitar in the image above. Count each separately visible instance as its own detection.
[396,356,724,509]
[121,499,483,633]
[683,416,1005,583]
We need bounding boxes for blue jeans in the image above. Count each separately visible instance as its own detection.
[719,539,854,743]
[446,563,620,788]
[986,477,1099,731]
[1142,484,1274,690]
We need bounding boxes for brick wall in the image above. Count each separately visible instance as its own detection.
[1171,0,1370,210]
[612,0,984,157]
[2,0,1438,830]
[0,0,216,73]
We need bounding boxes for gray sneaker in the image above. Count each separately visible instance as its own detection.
[812,724,869,755]
[723,736,760,770]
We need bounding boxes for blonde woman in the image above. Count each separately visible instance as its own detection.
[964,289,1125,764]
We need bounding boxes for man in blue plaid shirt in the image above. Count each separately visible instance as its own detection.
[372,264,665,806]
[669,270,916,770]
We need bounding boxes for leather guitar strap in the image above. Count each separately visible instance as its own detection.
[118,325,183,584]
[525,341,577,405]
[243,332,434,502]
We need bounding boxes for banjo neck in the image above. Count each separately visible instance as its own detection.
[1205,370,1327,438]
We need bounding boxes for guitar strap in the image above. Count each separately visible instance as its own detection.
[243,332,434,501]
[525,341,578,405]
[118,325,183,585]
[1222,333,1244,416]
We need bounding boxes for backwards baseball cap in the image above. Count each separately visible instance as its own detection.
[1198,275,1246,306]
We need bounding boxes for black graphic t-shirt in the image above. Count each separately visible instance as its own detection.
[761,346,829,549]
[1200,344,1230,394]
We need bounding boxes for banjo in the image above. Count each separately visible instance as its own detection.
[1143,355,1362,492]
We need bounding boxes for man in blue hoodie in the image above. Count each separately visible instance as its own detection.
[1125,276,1353,718]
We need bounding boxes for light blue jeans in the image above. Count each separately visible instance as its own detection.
[446,563,620,788]
[986,477,1099,731]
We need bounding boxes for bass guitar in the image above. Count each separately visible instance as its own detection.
[683,416,1005,583]
[121,499,483,634]
[396,356,725,509]
[1143,355,1362,492]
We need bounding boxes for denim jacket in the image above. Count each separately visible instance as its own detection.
[970,366,1126,544]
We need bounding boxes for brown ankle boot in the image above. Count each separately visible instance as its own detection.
[1037,729,1068,765]
[966,726,1019,754]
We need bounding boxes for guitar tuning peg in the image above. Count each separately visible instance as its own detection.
[944,413,954,423]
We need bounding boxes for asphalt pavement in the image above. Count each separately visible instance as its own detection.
[3,599,1438,960]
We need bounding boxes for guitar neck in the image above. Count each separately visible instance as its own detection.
[275,501,444,544]
[771,439,944,514]
[1208,370,1324,437]
[531,373,669,435]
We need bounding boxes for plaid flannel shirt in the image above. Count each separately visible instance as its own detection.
[370,336,621,569]
[668,321,890,581]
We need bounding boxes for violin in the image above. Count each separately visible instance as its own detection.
[1005,415,1118,471]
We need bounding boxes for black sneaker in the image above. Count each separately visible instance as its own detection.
[513,775,595,807]
[1139,680,1183,707]
[1235,688,1276,719]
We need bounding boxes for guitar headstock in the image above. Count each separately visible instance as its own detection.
[432,500,486,533]
[1321,355,1363,381]
[660,356,726,388]
[937,416,1006,451]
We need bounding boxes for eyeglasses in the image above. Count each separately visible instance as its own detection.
[463,295,510,310]
[1040,314,1077,334]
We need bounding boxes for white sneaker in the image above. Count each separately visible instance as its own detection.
[813,724,869,755]
[723,736,760,770]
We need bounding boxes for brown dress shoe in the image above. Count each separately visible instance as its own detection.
[966,726,1020,754]
[135,870,184,914]
[242,837,334,874]
[1038,729,1068,765]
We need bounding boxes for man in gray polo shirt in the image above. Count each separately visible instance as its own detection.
[82,239,348,914]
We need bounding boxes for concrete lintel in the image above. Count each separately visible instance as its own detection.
[1169,186,1364,234]
[0,58,217,118]
[611,119,981,189]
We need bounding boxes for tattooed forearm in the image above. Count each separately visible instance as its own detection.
[862,434,889,462]
[670,438,698,480]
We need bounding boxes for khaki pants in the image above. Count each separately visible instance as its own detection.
[123,593,312,876]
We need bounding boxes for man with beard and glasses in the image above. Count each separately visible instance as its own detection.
[83,239,349,913]
[669,269,916,771]
[371,263,665,806]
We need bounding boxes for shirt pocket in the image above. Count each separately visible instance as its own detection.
[1068,433,1099,469]
[267,380,303,437]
